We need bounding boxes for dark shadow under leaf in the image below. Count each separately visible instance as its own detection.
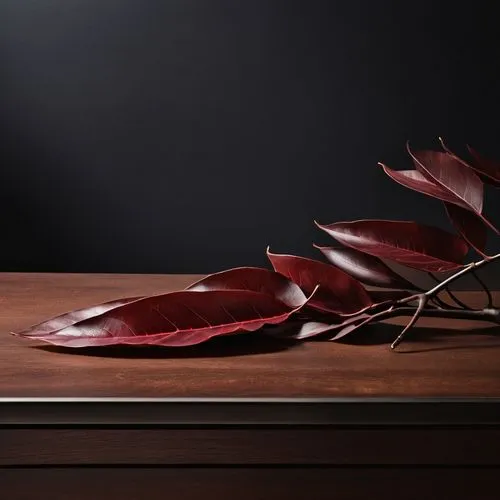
[335,322,500,349]
[30,332,301,359]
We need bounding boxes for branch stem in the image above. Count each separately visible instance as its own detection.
[389,253,500,349]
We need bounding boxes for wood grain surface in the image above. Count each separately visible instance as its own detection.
[1,273,500,398]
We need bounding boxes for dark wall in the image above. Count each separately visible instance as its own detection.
[1,1,499,274]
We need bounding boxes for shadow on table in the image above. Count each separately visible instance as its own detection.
[32,323,500,358]
[334,323,500,354]
[32,332,302,359]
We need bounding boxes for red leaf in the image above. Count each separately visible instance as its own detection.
[314,244,419,290]
[316,219,468,272]
[438,137,500,187]
[186,267,306,308]
[407,144,500,234]
[14,297,144,337]
[266,248,372,314]
[329,315,373,341]
[444,203,488,257]
[407,143,485,215]
[466,145,500,187]
[14,290,307,348]
[263,321,342,340]
[379,162,492,253]
[268,314,373,341]
[379,164,469,209]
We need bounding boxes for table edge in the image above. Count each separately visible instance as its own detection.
[2,397,500,427]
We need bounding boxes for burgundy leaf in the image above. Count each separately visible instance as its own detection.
[314,244,419,290]
[466,145,500,187]
[379,162,492,252]
[186,267,306,308]
[444,202,488,257]
[270,314,373,341]
[407,143,484,214]
[276,312,384,341]
[14,296,144,337]
[438,137,500,187]
[316,219,468,272]
[266,248,372,314]
[262,321,342,340]
[379,164,469,209]
[14,290,308,348]
[329,315,373,341]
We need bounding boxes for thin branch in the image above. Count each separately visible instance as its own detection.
[391,295,426,349]
[471,270,494,309]
[428,272,470,310]
[399,253,500,308]
[387,253,500,349]
[382,305,500,322]
[427,253,500,295]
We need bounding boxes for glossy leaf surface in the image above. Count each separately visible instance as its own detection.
[379,165,469,209]
[437,138,500,188]
[314,244,419,290]
[267,249,372,314]
[262,321,342,340]
[407,144,484,214]
[15,297,143,338]
[329,315,373,341]
[15,290,306,348]
[316,219,468,272]
[186,267,306,308]
[380,162,490,255]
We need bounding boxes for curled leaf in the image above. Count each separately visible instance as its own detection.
[14,290,308,348]
[444,203,488,258]
[186,267,306,308]
[316,219,468,272]
[266,248,372,314]
[262,321,342,340]
[314,244,419,290]
[329,315,374,341]
[407,143,499,237]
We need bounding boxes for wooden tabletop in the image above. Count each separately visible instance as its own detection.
[1,272,500,400]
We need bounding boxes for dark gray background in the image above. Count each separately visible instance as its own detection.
[1,1,499,279]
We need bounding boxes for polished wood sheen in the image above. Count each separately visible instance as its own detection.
[1,273,500,398]
[1,273,499,499]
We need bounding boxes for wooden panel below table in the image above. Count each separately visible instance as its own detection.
[2,428,499,465]
[3,468,499,500]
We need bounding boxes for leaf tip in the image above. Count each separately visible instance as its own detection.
[309,284,321,300]
[437,136,451,154]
